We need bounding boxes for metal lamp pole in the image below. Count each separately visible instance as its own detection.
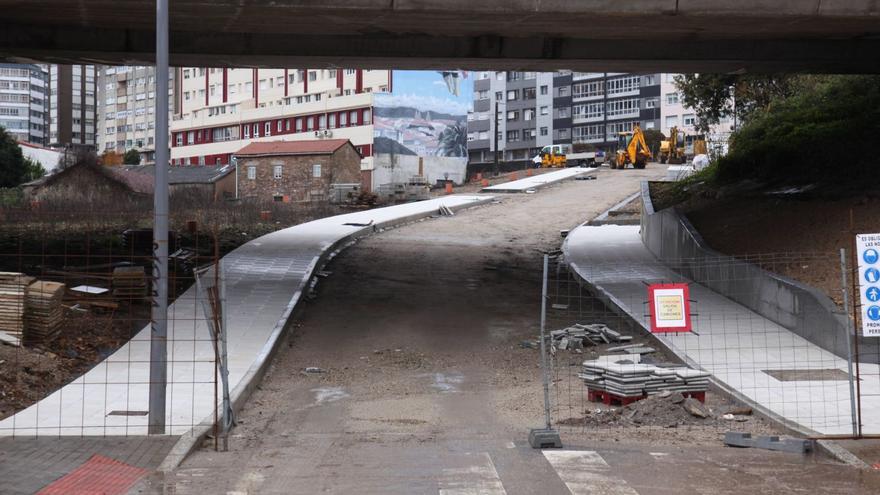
[148,0,170,435]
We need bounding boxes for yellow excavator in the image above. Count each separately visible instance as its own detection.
[658,126,686,164]
[611,124,651,169]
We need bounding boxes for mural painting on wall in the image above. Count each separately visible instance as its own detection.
[373,71,472,158]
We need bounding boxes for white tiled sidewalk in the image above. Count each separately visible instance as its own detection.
[563,224,880,435]
[481,167,596,192]
[0,195,493,436]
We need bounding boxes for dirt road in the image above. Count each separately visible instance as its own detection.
[140,166,880,494]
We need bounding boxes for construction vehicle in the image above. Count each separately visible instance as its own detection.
[533,144,597,168]
[658,126,686,164]
[611,124,651,169]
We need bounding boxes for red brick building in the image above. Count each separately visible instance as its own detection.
[233,139,363,203]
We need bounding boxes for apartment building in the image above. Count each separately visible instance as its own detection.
[48,65,97,150]
[96,66,174,164]
[660,73,733,154]
[170,68,391,168]
[0,63,49,145]
[467,71,661,166]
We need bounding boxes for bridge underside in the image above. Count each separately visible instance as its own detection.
[2,1,880,72]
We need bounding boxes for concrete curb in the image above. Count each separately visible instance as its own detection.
[157,196,496,473]
[480,167,596,193]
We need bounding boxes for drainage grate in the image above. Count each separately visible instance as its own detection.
[763,369,853,381]
[106,410,149,416]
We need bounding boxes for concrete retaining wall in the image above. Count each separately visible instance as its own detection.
[639,181,879,363]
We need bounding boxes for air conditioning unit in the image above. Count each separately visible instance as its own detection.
[324,130,332,137]
[314,130,320,137]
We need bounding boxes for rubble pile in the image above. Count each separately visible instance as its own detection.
[549,323,632,351]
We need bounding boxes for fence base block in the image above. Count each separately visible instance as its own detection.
[529,428,563,449]
[724,432,813,454]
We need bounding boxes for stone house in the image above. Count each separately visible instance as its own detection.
[233,139,362,203]
[22,160,154,204]
[122,164,236,201]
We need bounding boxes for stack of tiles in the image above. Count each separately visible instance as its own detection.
[578,355,710,398]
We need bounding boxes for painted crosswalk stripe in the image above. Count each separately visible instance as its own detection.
[438,452,507,495]
[543,450,639,495]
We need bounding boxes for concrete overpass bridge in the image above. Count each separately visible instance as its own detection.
[2,1,880,72]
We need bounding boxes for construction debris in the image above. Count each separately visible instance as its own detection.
[24,281,65,345]
[549,323,632,352]
[0,272,35,346]
[112,266,147,299]
[438,205,455,217]
[578,354,710,400]
[724,432,813,454]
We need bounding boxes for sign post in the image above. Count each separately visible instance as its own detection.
[856,234,880,337]
[648,283,692,334]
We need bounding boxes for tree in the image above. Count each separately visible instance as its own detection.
[642,129,666,158]
[123,149,141,165]
[438,123,467,157]
[0,126,28,188]
[23,157,46,182]
[673,74,799,134]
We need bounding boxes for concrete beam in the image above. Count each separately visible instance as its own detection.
[2,1,880,72]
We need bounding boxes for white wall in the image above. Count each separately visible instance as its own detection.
[372,154,467,187]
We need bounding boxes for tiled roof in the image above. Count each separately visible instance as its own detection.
[234,139,351,157]
[122,164,235,184]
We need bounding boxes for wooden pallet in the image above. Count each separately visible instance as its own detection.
[587,389,706,406]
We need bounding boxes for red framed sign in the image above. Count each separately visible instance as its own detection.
[648,283,692,333]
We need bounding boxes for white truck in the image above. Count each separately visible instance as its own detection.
[531,144,600,168]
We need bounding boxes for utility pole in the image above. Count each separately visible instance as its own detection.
[493,100,500,177]
[602,72,609,153]
[148,0,170,435]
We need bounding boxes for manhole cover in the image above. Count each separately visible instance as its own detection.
[106,410,149,416]
[763,369,852,381]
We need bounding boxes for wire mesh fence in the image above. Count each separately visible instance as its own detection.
[0,209,232,438]
[539,250,876,440]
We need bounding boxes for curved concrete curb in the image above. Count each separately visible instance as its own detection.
[158,195,495,472]
[481,167,596,192]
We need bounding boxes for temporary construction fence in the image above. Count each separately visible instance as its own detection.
[534,250,878,440]
[0,209,230,441]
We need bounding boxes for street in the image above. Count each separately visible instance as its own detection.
[140,167,880,494]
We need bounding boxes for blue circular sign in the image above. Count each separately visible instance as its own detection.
[865,248,880,265]
[866,267,880,284]
[868,305,880,322]
[868,287,880,303]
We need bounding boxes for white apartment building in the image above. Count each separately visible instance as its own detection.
[660,73,733,154]
[170,68,391,168]
[96,66,174,164]
[0,63,49,145]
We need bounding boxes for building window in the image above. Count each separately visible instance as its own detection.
[329,113,337,128]
[349,110,358,125]
[265,122,271,135]
[495,91,502,102]
[506,130,519,141]
[175,133,183,146]
[665,115,679,128]
[506,110,519,121]
[277,120,283,132]
[308,71,317,81]
[296,118,303,132]
[606,76,641,96]
[540,127,548,136]
[557,86,570,97]
[540,106,549,116]
[319,114,326,129]
[307,116,314,130]
[683,114,696,126]
[540,85,548,95]
[273,165,282,179]
[523,109,535,121]
[645,98,659,109]
[665,93,680,105]
[340,112,347,127]
[244,125,250,138]
[507,90,517,101]
[247,166,256,180]
[187,131,194,144]
[363,109,371,125]
[312,163,321,178]
[523,87,536,100]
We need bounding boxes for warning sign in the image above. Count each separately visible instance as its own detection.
[856,234,880,337]
[648,283,692,333]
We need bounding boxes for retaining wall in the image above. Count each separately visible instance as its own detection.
[639,181,879,363]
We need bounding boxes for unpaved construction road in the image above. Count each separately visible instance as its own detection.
[140,167,880,494]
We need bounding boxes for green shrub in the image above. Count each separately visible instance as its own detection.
[715,76,880,185]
